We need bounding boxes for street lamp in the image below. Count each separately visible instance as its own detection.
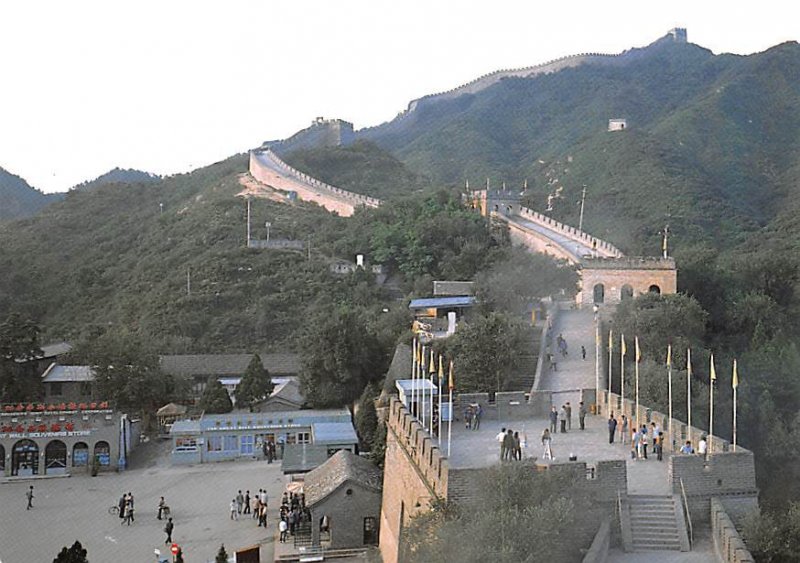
[265,221,271,243]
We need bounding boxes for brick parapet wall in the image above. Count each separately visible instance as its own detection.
[516,206,623,258]
[711,498,756,563]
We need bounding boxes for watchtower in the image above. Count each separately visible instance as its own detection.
[579,257,677,306]
[470,189,522,218]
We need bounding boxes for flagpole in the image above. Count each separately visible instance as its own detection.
[411,339,417,417]
[429,350,435,435]
[438,356,443,446]
[447,361,454,457]
[417,346,428,430]
[709,354,716,452]
[667,344,673,451]
[620,334,626,415]
[607,330,613,417]
[687,348,692,447]
[635,337,640,429]
[732,359,738,452]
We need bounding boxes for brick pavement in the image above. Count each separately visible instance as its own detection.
[0,443,285,563]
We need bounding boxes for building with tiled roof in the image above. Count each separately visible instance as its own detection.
[302,450,383,549]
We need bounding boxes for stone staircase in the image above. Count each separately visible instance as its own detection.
[625,494,689,552]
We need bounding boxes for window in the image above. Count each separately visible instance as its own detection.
[363,516,379,545]
[223,435,238,451]
[175,437,198,452]
[297,432,311,444]
[207,435,222,452]
[240,435,254,455]
[49,382,63,396]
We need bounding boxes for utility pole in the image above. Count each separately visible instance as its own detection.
[186,267,191,296]
[662,224,670,258]
[578,185,587,232]
[265,221,271,243]
[246,197,251,248]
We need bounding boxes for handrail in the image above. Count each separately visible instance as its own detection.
[679,478,693,548]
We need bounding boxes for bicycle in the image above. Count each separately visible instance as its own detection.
[108,505,120,515]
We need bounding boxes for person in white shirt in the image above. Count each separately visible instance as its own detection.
[680,440,694,454]
[698,435,708,458]
[496,427,507,460]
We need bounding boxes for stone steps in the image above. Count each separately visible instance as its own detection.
[627,494,685,552]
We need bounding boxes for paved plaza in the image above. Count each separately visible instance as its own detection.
[0,440,284,563]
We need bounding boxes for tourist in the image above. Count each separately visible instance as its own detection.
[503,429,516,461]
[621,415,628,444]
[118,494,126,520]
[633,428,642,460]
[640,425,649,459]
[608,414,617,444]
[127,493,135,522]
[259,504,268,528]
[122,501,134,526]
[496,427,507,460]
[157,496,167,520]
[230,499,238,520]
[236,490,244,514]
[251,494,260,520]
[25,485,34,510]
[541,428,554,460]
[279,519,288,542]
[260,489,268,506]
[549,407,558,433]
[473,403,483,430]
[680,440,694,454]
[268,440,276,463]
[656,431,664,461]
[164,517,174,544]
[565,402,573,430]
[578,401,587,431]
[581,345,586,360]
[513,431,522,461]
[698,435,708,458]
[560,405,568,433]
[464,405,473,430]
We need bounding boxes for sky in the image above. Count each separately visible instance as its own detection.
[1,1,797,193]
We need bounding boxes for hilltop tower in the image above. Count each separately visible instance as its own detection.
[668,28,688,43]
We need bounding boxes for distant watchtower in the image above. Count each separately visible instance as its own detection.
[668,28,687,43]
[470,188,522,217]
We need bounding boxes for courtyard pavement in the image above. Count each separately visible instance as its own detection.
[0,438,285,563]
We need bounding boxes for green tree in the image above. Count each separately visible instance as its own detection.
[0,313,43,402]
[475,247,578,316]
[199,379,233,414]
[355,383,380,450]
[440,312,527,393]
[236,354,274,411]
[215,544,229,563]
[53,541,88,563]
[299,306,389,408]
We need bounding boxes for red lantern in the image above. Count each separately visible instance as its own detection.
[37,424,47,432]
[65,422,75,431]
[50,423,61,432]
[15,424,24,433]
[78,403,87,411]
[36,404,45,411]
[99,401,109,409]
[25,404,34,411]
[27,424,37,433]
[67,402,77,410]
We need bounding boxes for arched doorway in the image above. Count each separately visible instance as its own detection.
[621,285,634,301]
[12,439,39,476]
[45,440,67,475]
[593,283,605,304]
[73,442,89,467]
[0,444,5,473]
[649,284,661,294]
[94,441,111,467]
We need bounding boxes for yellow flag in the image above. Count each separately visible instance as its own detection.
[732,359,738,388]
[608,329,613,352]
[666,344,672,367]
[448,361,455,391]
[621,334,627,357]
[438,355,444,382]
[429,350,436,374]
[635,336,641,363]
[710,353,717,382]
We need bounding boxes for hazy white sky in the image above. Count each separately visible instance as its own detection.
[1,0,796,192]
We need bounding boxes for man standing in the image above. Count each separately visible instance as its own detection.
[243,491,251,515]
[26,485,34,510]
[503,429,516,461]
[578,402,587,431]
[157,496,166,520]
[565,402,573,430]
[164,517,174,544]
[236,490,244,514]
[549,407,558,433]
[581,345,586,360]
[608,414,618,444]
[473,404,483,430]
[560,405,568,433]
[496,427,507,460]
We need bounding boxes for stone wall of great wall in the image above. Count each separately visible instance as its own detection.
[269,118,355,155]
[248,149,381,217]
[516,206,623,258]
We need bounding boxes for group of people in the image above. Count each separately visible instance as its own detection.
[230,488,270,528]
[278,491,311,543]
[463,403,483,430]
[117,492,136,525]
[262,440,278,464]
[496,427,526,461]
[549,402,587,433]
[606,414,711,461]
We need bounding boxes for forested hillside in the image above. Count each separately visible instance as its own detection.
[359,38,800,255]
[0,166,63,221]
